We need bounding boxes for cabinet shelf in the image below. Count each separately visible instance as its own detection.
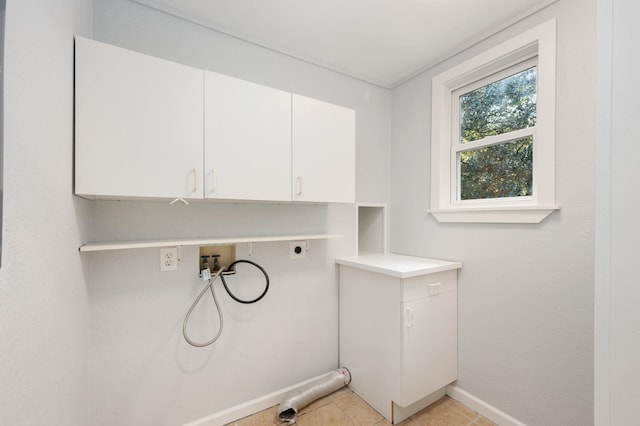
[79,233,343,252]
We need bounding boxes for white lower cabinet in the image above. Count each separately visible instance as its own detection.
[337,253,462,424]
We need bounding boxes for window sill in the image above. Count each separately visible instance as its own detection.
[429,205,560,224]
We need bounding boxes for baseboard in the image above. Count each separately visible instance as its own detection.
[446,385,528,426]
[182,372,333,426]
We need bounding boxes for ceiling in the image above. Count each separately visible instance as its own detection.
[132,0,555,88]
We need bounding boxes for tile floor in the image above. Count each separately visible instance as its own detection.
[226,387,496,425]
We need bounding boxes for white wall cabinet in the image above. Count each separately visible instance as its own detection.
[204,72,292,202]
[75,37,355,203]
[75,36,204,200]
[336,253,461,424]
[292,94,356,203]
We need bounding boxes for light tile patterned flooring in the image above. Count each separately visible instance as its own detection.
[226,387,496,425]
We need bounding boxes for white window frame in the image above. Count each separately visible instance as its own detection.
[430,19,558,224]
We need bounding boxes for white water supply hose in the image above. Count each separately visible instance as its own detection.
[183,268,226,347]
[183,260,270,347]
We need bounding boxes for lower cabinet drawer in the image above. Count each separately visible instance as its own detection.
[402,270,457,302]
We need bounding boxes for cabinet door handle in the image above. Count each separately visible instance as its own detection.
[428,282,441,296]
[208,169,217,194]
[191,168,198,194]
[406,307,415,328]
[296,176,303,196]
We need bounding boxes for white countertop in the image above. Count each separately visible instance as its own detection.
[335,252,462,278]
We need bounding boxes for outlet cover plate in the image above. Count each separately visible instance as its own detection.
[160,247,178,271]
[290,241,307,259]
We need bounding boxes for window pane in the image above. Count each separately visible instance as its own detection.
[460,137,533,200]
[459,67,536,143]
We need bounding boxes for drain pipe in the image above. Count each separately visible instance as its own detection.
[277,367,351,424]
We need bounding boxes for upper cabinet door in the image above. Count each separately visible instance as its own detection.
[292,94,356,203]
[75,37,204,200]
[204,72,291,201]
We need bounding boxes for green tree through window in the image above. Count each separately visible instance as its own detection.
[457,66,537,200]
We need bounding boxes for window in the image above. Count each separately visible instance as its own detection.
[430,19,558,223]
[455,60,536,201]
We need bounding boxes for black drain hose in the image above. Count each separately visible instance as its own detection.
[220,259,270,304]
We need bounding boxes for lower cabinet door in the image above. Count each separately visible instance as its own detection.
[399,291,457,406]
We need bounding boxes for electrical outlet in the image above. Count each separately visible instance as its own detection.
[290,241,307,259]
[160,247,178,271]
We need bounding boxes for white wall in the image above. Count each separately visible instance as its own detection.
[596,0,640,424]
[0,0,92,424]
[390,1,596,425]
[594,0,612,423]
[86,1,391,424]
